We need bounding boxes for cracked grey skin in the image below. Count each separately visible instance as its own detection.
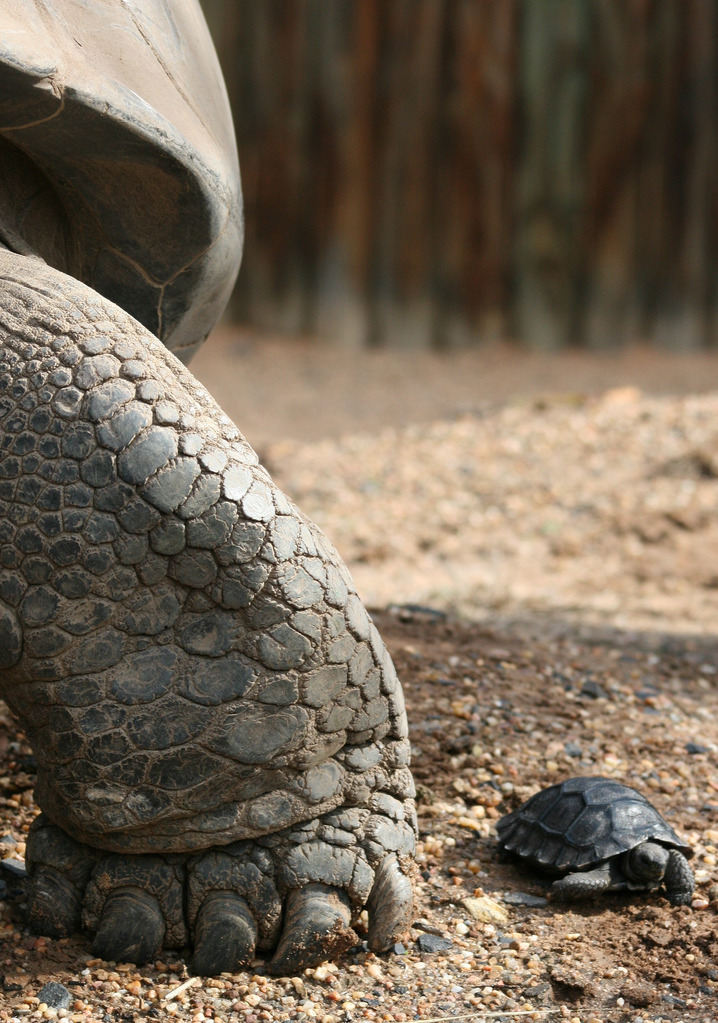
[0,1,415,975]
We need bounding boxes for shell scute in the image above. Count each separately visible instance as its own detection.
[565,803,613,846]
[582,779,634,805]
[540,792,584,833]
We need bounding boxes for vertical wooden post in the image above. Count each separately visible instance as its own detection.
[513,0,591,349]
[431,0,516,348]
[581,0,650,348]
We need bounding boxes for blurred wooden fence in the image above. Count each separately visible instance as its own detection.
[200,0,718,349]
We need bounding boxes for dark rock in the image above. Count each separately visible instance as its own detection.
[503,891,548,907]
[549,963,597,998]
[0,857,27,879]
[388,603,447,622]
[37,982,72,1010]
[581,678,608,699]
[416,933,453,953]
[686,742,711,755]
[564,741,582,757]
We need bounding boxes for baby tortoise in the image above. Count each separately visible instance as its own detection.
[496,776,695,904]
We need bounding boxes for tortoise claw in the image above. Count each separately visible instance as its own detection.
[192,891,257,975]
[27,867,83,939]
[269,883,356,975]
[92,887,165,965]
[367,854,413,951]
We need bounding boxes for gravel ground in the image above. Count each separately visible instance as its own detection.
[1,340,718,1022]
[266,386,718,638]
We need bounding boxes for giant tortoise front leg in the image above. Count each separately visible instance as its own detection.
[0,250,415,973]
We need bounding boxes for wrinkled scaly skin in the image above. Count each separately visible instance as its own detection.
[0,251,416,974]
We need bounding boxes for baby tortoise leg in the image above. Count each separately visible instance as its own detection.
[550,862,614,901]
[663,849,695,906]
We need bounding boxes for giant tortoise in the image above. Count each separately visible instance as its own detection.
[0,0,415,975]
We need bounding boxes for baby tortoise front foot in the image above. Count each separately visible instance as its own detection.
[662,848,695,906]
[26,803,415,975]
[549,843,695,906]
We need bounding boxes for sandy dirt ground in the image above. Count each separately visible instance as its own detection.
[1,333,718,1022]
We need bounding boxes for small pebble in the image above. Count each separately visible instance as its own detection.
[503,891,548,908]
[581,679,608,699]
[0,857,27,879]
[416,933,454,954]
[461,895,508,924]
[37,983,72,1010]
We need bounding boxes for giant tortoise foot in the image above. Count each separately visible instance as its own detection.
[26,811,414,975]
